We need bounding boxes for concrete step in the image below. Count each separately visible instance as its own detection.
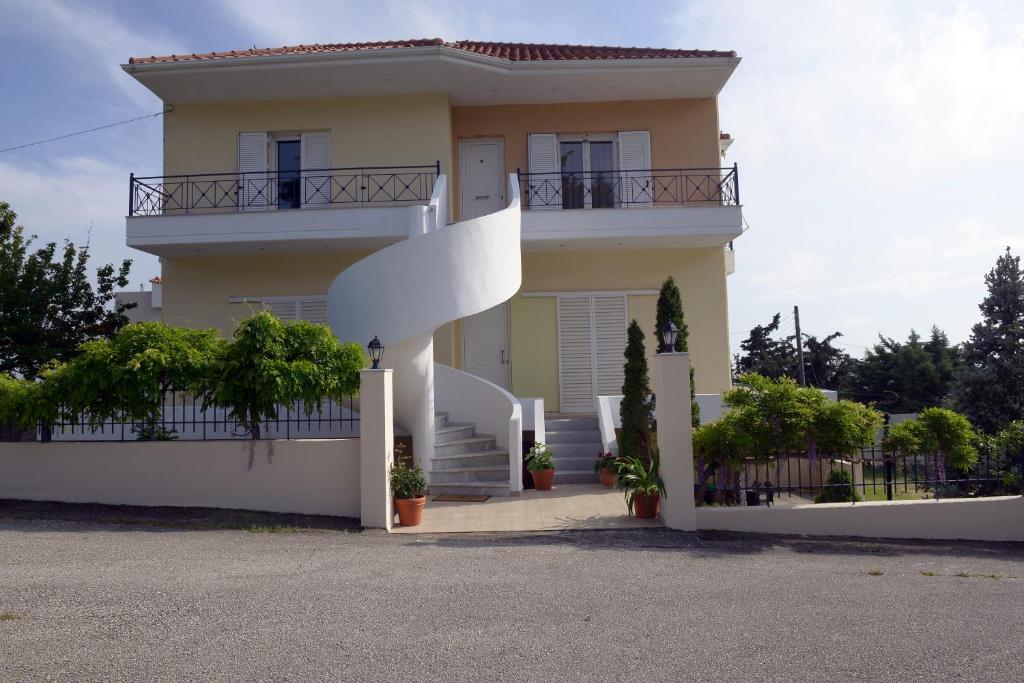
[550,455,599,472]
[429,481,512,497]
[432,450,509,470]
[548,442,604,460]
[434,436,497,457]
[434,423,476,444]
[554,469,601,484]
[545,417,599,431]
[545,431,603,446]
[433,412,450,430]
[430,465,511,483]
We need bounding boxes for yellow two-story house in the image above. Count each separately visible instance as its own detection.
[122,39,743,494]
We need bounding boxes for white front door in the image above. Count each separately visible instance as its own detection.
[462,302,510,390]
[460,139,504,220]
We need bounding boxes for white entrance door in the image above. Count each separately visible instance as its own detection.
[462,302,510,390]
[460,139,504,220]
[557,295,628,413]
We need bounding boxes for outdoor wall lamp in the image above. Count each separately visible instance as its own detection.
[659,322,679,352]
[367,336,384,369]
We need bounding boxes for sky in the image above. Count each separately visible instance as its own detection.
[1,0,1023,356]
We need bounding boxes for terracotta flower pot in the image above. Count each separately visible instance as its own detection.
[632,493,660,519]
[394,495,426,526]
[532,468,555,491]
[598,467,618,488]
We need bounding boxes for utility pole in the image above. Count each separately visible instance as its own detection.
[793,305,806,387]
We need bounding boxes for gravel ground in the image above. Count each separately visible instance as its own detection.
[1,507,1022,681]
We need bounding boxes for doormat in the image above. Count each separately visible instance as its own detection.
[432,494,491,503]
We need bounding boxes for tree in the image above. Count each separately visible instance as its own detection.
[844,327,960,412]
[0,201,132,379]
[654,276,699,425]
[954,247,1024,433]
[209,312,365,441]
[619,319,653,462]
[882,407,977,485]
[733,313,851,388]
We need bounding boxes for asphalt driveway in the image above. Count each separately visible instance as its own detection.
[1,508,1022,681]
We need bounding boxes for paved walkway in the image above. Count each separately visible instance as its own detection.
[391,483,662,533]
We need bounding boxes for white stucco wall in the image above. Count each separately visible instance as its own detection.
[0,439,361,518]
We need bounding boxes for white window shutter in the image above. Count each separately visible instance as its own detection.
[527,133,560,211]
[617,131,651,208]
[264,300,298,320]
[238,132,268,211]
[557,296,595,413]
[298,298,328,323]
[300,132,331,208]
[593,296,628,396]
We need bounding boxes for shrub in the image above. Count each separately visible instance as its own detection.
[815,470,861,503]
[527,442,554,471]
[389,461,427,500]
[616,452,666,515]
[620,320,653,462]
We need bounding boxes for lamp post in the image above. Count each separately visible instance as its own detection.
[367,336,384,369]
[659,322,679,353]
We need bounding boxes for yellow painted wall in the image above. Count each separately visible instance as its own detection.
[161,250,371,336]
[504,247,731,409]
[450,98,720,220]
[163,93,452,179]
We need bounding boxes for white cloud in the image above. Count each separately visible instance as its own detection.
[0,0,184,107]
[0,156,159,288]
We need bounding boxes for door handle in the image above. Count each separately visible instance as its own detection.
[475,195,490,200]
[500,350,505,365]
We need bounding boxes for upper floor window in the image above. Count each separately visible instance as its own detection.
[559,138,616,209]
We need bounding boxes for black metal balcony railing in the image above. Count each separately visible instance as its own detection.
[129,162,440,216]
[516,164,739,210]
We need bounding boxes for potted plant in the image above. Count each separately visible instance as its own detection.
[390,460,428,527]
[594,452,618,488]
[616,453,665,519]
[527,442,556,491]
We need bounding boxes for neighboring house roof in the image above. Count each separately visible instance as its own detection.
[128,38,736,65]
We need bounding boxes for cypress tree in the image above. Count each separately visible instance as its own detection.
[954,247,1024,433]
[654,276,700,426]
[619,320,653,462]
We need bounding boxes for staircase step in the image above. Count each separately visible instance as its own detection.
[433,412,450,430]
[434,436,497,457]
[545,417,599,431]
[434,423,476,444]
[432,450,509,469]
[550,455,599,471]
[554,470,601,484]
[545,431,603,446]
[430,465,511,483]
[549,442,605,459]
[429,481,512,497]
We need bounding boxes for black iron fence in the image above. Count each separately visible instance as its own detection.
[129,163,440,216]
[1,390,359,442]
[517,164,739,210]
[697,445,1024,506]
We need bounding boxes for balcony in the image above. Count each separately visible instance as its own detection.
[516,165,742,250]
[126,164,440,256]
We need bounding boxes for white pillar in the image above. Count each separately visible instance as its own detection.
[384,332,436,474]
[654,352,696,531]
[360,368,394,530]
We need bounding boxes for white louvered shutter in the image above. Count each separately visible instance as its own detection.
[617,131,651,208]
[238,132,268,211]
[593,295,627,396]
[558,296,595,413]
[298,298,328,323]
[300,132,331,207]
[527,133,560,211]
[264,300,298,320]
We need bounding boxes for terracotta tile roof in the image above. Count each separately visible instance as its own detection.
[128,38,735,65]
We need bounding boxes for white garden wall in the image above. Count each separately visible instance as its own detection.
[0,439,361,518]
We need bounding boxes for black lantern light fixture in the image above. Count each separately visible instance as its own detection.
[659,322,679,353]
[367,336,384,369]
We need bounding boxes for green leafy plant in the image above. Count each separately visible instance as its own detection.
[389,460,428,500]
[814,470,861,503]
[208,313,365,440]
[527,442,554,472]
[616,452,665,516]
[619,320,654,462]
[882,407,977,485]
[655,276,699,426]
[593,451,616,474]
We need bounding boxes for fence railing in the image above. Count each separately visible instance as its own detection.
[516,164,739,210]
[1,390,359,442]
[697,445,1024,506]
[129,163,440,216]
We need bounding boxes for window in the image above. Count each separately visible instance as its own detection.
[229,296,328,324]
[558,137,616,209]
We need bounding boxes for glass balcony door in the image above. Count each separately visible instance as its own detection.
[276,140,301,209]
[559,139,616,209]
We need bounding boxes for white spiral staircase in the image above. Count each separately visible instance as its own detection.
[327,174,524,494]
